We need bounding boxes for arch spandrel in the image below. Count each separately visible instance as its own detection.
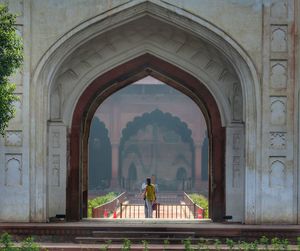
[51,15,241,126]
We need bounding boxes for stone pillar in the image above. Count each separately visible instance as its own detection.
[109,98,121,190]
[225,125,244,222]
[111,141,119,189]
[48,122,67,218]
[194,142,202,190]
[260,0,296,224]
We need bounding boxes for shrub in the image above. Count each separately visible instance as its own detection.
[0,232,13,250]
[88,192,118,217]
[188,193,209,218]
[20,236,40,251]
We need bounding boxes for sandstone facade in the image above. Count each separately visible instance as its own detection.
[0,0,299,224]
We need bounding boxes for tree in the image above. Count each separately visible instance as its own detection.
[0,4,23,136]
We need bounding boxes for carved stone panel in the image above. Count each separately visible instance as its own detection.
[232,83,243,121]
[233,133,241,151]
[269,132,286,150]
[232,156,241,188]
[269,158,286,188]
[270,61,287,89]
[271,25,288,52]
[5,131,23,147]
[270,97,287,126]
[270,1,288,19]
[51,155,60,186]
[52,131,60,148]
[5,154,22,186]
[48,123,67,217]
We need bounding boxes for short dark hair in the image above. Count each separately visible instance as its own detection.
[146,177,151,185]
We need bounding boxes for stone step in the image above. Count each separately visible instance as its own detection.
[75,236,199,244]
[92,230,195,238]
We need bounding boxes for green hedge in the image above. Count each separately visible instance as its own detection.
[88,192,118,218]
[188,193,209,218]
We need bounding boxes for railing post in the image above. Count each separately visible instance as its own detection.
[120,203,123,218]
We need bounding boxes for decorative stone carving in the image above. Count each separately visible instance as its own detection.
[51,16,240,122]
[51,155,60,186]
[270,1,288,19]
[233,133,241,151]
[270,132,286,150]
[270,97,286,126]
[270,61,287,89]
[205,60,223,78]
[232,156,241,188]
[271,25,288,52]
[269,159,286,188]
[52,131,60,148]
[5,154,22,186]
[5,131,22,147]
[232,83,243,121]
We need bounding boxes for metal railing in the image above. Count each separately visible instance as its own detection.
[119,203,199,219]
[91,192,127,218]
[184,192,205,218]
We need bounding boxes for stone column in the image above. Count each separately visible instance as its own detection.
[260,0,296,224]
[225,125,244,222]
[194,142,202,190]
[110,141,119,189]
[48,122,67,218]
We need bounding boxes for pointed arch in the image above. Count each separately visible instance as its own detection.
[30,0,260,223]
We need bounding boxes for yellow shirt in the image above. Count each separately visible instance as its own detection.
[145,184,156,201]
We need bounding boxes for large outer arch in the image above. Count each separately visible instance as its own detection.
[31,0,260,223]
[69,53,225,221]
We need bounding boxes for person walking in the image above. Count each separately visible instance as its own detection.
[141,181,148,218]
[143,177,156,218]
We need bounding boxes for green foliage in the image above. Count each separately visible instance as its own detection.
[20,236,40,251]
[188,194,209,218]
[163,239,170,251]
[0,233,41,251]
[214,239,221,251]
[87,192,118,217]
[0,82,18,136]
[271,237,281,251]
[0,5,23,81]
[122,239,131,251]
[101,239,112,251]
[241,241,250,251]
[226,238,235,251]
[248,240,258,251]
[281,239,289,251]
[183,237,192,251]
[259,236,269,250]
[141,240,149,251]
[0,4,23,135]
[297,237,300,251]
[0,232,13,251]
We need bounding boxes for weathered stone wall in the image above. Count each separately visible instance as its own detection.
[0,0,298,224]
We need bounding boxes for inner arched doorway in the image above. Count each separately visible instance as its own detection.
[69,54,225,221]
[119,109,195,192]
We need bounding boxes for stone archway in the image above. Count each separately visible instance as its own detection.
[70,54,225,221]
[119,109,195,192]
[31,0,260,223]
